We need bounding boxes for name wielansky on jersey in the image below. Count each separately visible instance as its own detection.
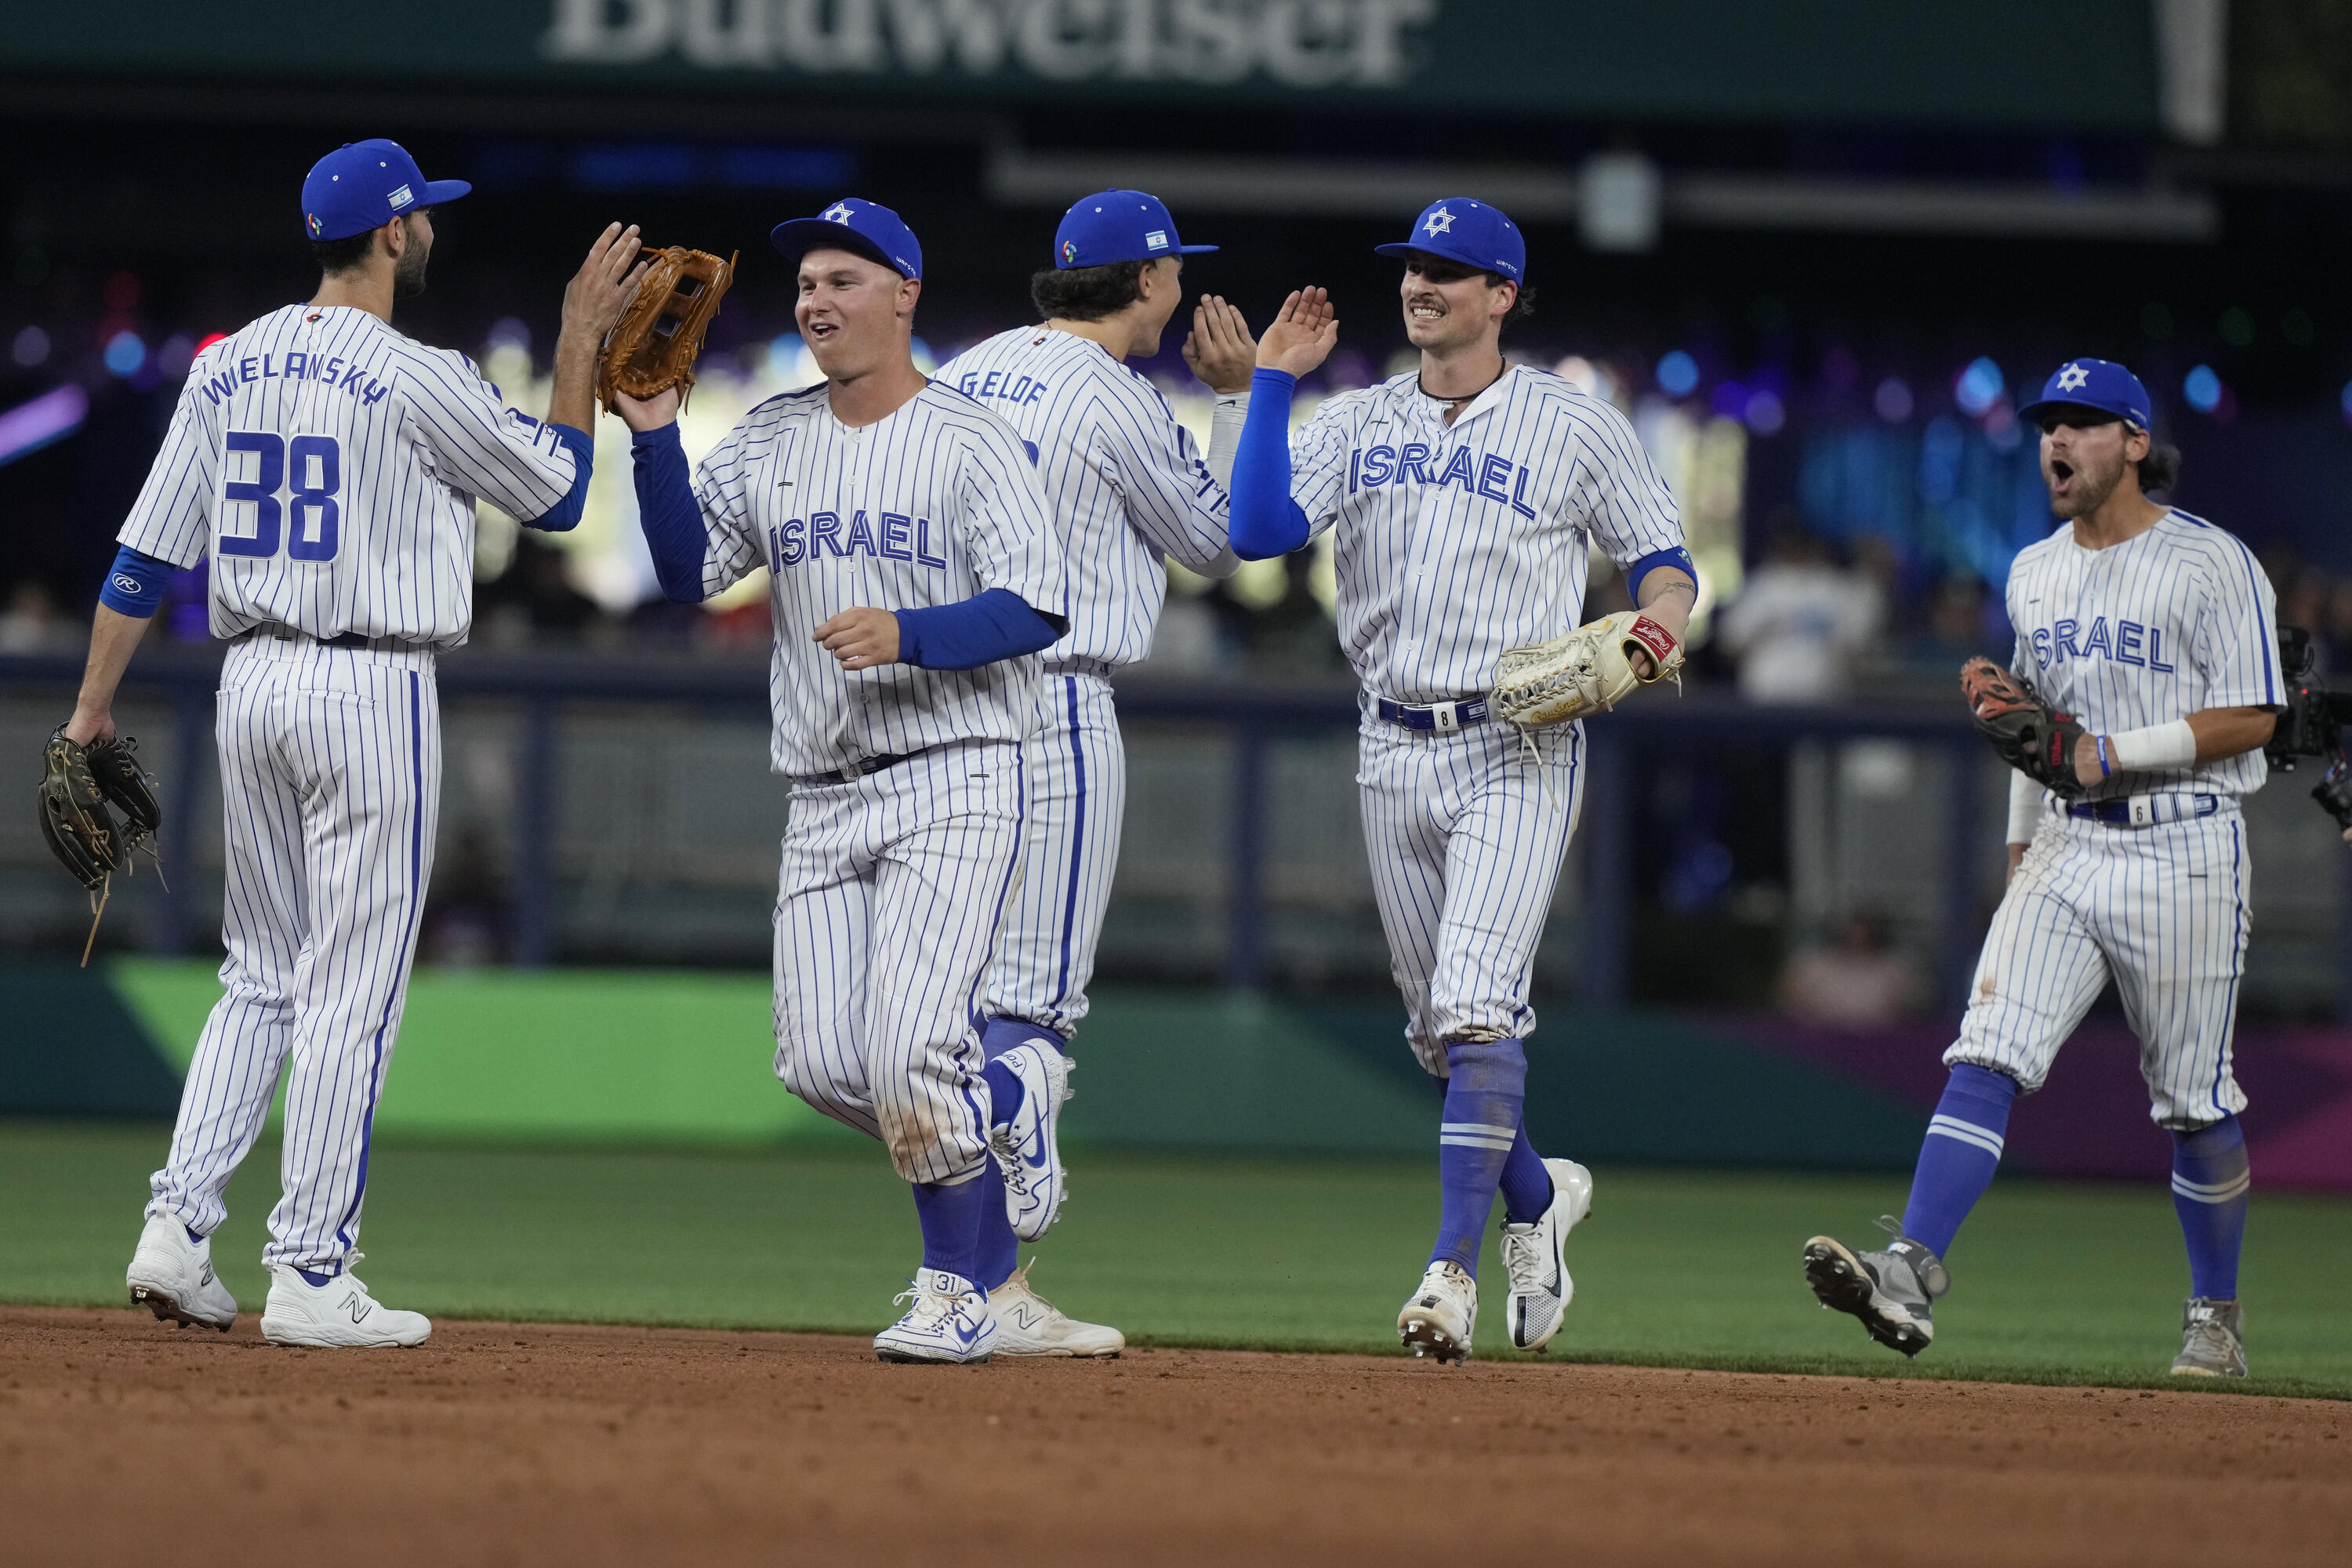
[194,347,391,408]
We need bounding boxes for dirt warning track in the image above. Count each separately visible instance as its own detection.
[2,1305,2346,1566]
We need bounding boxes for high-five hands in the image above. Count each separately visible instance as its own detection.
[561,223,651,346]
[1181,296,1257,394]
[1254,287,1338,379]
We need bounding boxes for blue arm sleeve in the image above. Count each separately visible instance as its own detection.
[1625,546,1697,607]
[1229,368,1312,561]
[895,588,1066,671]
[521,423,594,534]
[628,423,710,604]
[97,545,176,618]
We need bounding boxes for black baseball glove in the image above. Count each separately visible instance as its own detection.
[38,726,162,891]
[1959,656,2090,800]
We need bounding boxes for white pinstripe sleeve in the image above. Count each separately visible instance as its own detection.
[2192,537,2284,709]
[394,346,579,522]
[116,356,224,568]
[960,418,1066,621]
[1102,381,1232,572]
[1290,392,1364,542]
[688,413,772,599]
[1573,397,1684,563]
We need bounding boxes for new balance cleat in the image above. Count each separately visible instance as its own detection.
[875,1269,997,1364]
[1397,1260,1478,1364]
[1802,1218,1947,1358]
[1501,1158,1592,1352]
[989,1040,1072,1242]
[987,1261,1123,1358]
[260,1256,430,1348]
[126,1214,238,1331]
[2170,1298,2247,1378]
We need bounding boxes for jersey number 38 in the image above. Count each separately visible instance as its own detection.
[220,431,343,562]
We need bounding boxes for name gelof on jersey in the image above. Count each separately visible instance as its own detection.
[1350,441,1541,517]
[198,351,387,408]
[768,510,951,571]
[956,369,1052,408]
[2030,615,2179,673]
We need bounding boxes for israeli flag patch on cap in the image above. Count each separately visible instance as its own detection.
[1145,230,1167,250]
[388,183,413,210]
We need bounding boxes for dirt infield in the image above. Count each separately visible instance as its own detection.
[2,1307,2346,1566]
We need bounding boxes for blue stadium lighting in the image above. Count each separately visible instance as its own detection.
[1744,388,1786,435]
[1955,356,2004,416]
[1873,376,1913,423]
[1655,350,1699,397]
[2340,380,2352,423]
[103,329,147,378]
[0,383,90,467]
[1711,379,1747,419]
[2184,365,2223,413]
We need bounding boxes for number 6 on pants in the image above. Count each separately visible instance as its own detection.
[220,430,342,561]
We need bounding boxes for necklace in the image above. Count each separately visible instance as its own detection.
[1419,358,1508,406]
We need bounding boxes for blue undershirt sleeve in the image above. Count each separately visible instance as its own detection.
[896,588,1065,670]
[521,423,594,534]
[628,423,710,604]
[1229,368,1312,561]
[1625,546,1697,607]
[97,545,176,618]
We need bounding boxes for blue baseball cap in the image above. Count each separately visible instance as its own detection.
[301,140,470,243]
[1053,190,1215,270]
[771,198,922,281]
[2016,358,2153,430]
[1374,198,1526,285]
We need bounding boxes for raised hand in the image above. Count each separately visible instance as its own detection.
[561,223,650,345]
[1254,287,1338,379]
[1181,295,1257,394]
[613,385,681,433]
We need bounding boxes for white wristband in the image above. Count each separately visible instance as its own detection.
[2105,718,2198,772]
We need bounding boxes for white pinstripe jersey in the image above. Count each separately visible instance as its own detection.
[2007,510,2281,800]
[938,328,1231,671]
[1290,366,1686,702]
[117,304,580,650]
[690,380,1065,777]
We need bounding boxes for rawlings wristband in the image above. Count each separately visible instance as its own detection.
[2107,718,2198,772]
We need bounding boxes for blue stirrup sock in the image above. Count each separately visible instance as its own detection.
[1429,1036,1528,1276]
[977,1017,1066,1127]
[910,1172,989,1283]
[2171,1114,2249,1301]
[1498,1122,1555,1226]
[972,1158,1020,1293]
[1899,1064,2018,1259]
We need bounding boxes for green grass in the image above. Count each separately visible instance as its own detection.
[7,1120,2350,1397]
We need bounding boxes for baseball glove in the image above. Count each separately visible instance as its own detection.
[1492,611,1684,731]
[597,247,736,415]
[1960,656,2089,799]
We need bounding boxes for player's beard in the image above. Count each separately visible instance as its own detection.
[2047,445,2125,517]
[394,239,430,299]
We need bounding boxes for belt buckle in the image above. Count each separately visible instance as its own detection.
[839,762,861,784]
[1431,700,1460,734]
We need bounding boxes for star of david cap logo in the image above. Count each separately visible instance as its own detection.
[771,198,923,279]
[2016,357,2152,431]
[1374,197,1525,285]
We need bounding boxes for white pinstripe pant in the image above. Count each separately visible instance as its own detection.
[985,671,1124,1041]
[772,739,1025,1184]
[1358,714,1585,1076]
[1948,809,2251,1129]
[147,637,439,1270]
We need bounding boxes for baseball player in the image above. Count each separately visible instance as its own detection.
[612,198,1073,1365]
[1226,199,1697,1362]
[1804,359,2279,1378]
[935,190,1259,1356]
[100,140,648,1345]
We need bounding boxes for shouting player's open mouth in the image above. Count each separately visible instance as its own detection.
[2047,455,2078,499]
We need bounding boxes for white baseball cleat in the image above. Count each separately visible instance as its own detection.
[1500,1157,1594,1352]
[259,1256,431,1348]
[989,1040,1073,1242]
[1397,1260,1479,1363]
[125,1214,238,1331]
[875,1269,998,1364]
[988,1261,1124,1358]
